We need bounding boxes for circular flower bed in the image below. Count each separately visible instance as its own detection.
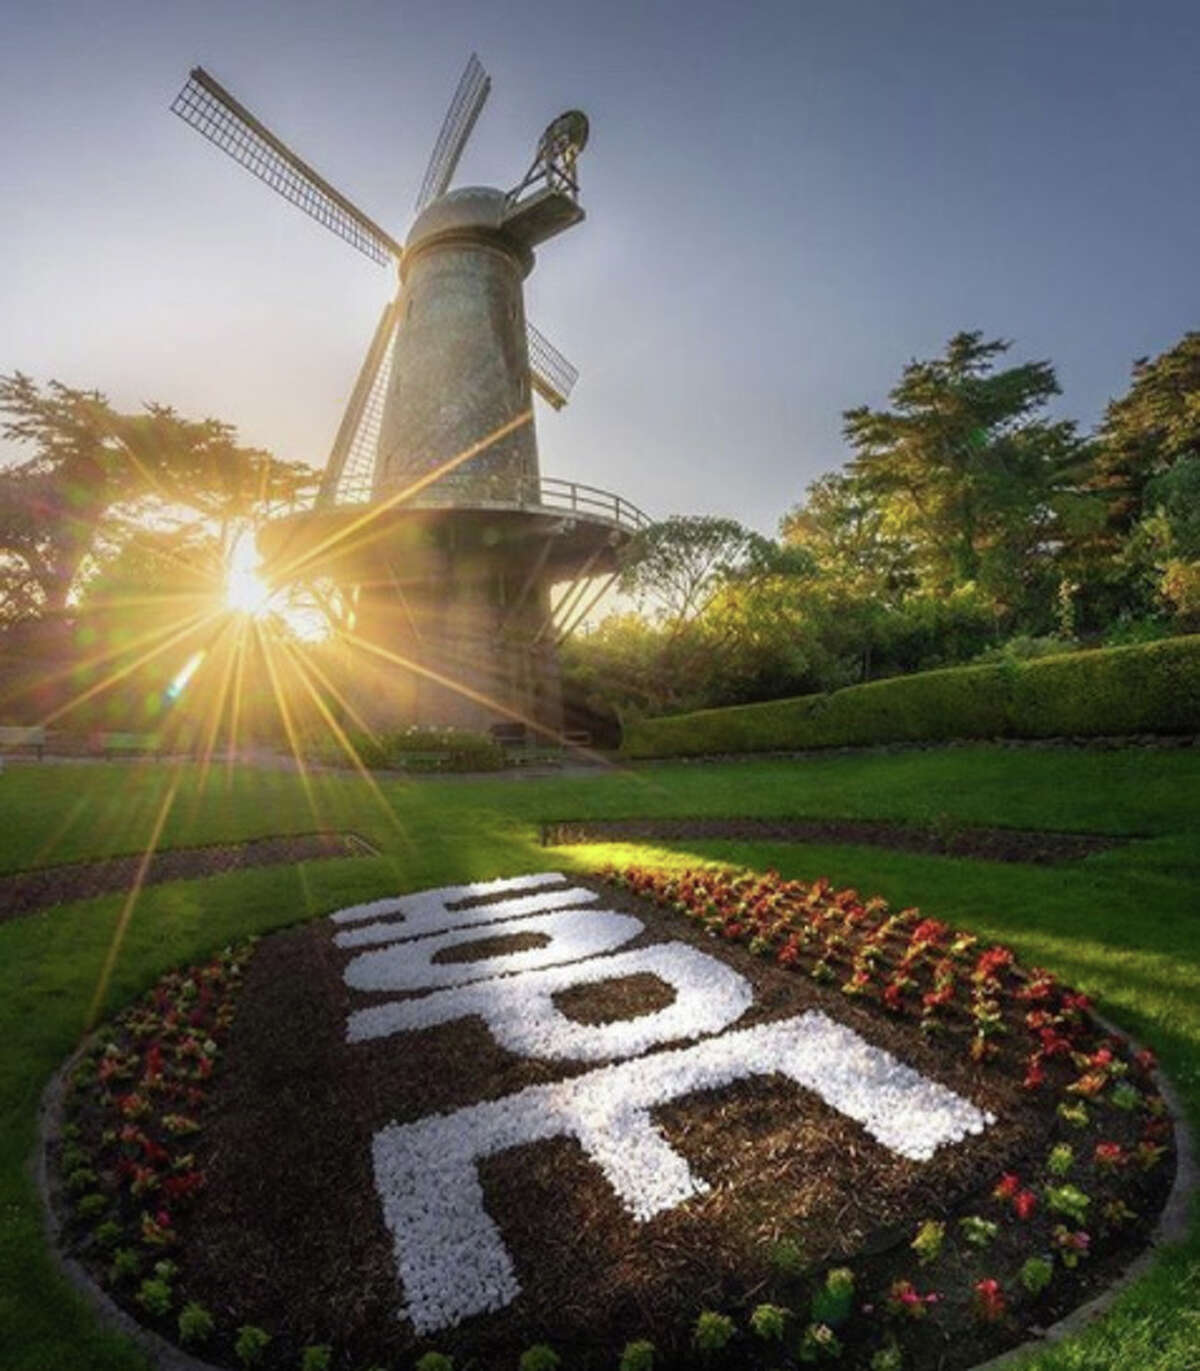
[46,867,1178,1371]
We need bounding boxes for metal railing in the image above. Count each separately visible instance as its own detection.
[284,473,650,534]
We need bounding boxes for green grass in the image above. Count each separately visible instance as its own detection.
[0,747,1197,1369]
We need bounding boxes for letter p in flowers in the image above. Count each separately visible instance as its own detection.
[370,1013,991,1333]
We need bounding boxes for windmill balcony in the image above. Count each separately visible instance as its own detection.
[271,474,650,534]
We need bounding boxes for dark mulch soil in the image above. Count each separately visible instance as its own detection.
[542,818,1126,865]
[0,833,374,921]
[432,930,551,964]
[153,877,1172,1371]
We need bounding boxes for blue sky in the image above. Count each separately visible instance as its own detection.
[1,0,1196,535]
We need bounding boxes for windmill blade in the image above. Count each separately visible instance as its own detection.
[414,54,491,214]
[172,67,402,267]
[319,299,400,507]
[526,322,579,410]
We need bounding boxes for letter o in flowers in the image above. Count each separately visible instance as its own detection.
[342,908,645,992]
[346,941,754,1061]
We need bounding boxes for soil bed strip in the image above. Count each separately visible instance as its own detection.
[541,818,1126,866]
[0,832,376,921]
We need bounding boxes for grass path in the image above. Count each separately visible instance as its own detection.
[0,747,1196,1369]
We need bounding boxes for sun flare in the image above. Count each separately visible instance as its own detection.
[226,529,273,617]
[225,528,331,643]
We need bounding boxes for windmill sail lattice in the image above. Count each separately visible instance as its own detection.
[414,54,492,214]
[171,68,400,266]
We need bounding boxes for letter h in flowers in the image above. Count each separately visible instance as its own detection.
[369,1013,990,1333]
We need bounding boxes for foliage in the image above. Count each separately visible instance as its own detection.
[310,726,506,773]
[618,1340,656,1371]
[1045,1185,1091,1225]
[842,331,1081,606]
[748,1303,788,1340]
[0,372,314,626]
[517,1345,561,1371]
[618,515,777,625]
[135,1276,172,1317]
[1091,333,1200,536]
[692,1310,735,1353]
[235,1325,271,1367]
[414,1355,454,1371]
[299,1346,332,1371]
[910,1220,944,1266]
[177,1302,215,1345]
[623,635,1200,757]
[1019,1257,1054,1295]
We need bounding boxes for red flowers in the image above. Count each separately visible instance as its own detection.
[972,946,1014,985]
[992,1173,1021,1201]
[1093,1141,1125,1169]
[973,1278,1006,1322]
[886,1280,940,1320]
[1013,1189,1038,1221]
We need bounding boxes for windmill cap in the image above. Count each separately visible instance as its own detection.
[407,185,507,251]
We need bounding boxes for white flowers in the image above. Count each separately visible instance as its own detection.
[347,940,754,1061]
[328,873,996,1335]
[371,1012,992,1334]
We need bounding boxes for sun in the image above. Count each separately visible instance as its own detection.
[226,529,273,617]
[224,528,331,642]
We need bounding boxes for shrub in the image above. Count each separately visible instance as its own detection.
[178,1302,215,1345]
[1019,1256,1054,1295]
[622,636,1200,757]
[300,1347,332,1371]
[619,1340,656,1371]
[769,1236,807,1277]
[870,1343,904,1371]
[136,1276,172,1317]
[692,1310,735,1353]
[1046,1184,1091,1224]
[75,1192,108,1220]
[314,726,505,773]
[910,1220,944,1265]
[415,1355,454,1371]
[109,1247,140,1282]
[749,1303,788,1341]
[810,1267,855,1327]
[235,1326,271,1367]
[1047,1143,1074,1176]
[518,1345,561,1371]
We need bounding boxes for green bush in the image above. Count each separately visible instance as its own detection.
[619,1340,656,1371]
[622,636,1200,757]
[313,725,505,773]
[692,1311,735,1353]
[235,1325,271,1367]
[518,1345,561,1371]
[178,1302,215,1346]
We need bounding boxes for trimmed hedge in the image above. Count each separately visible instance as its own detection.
[621,635,1200,759]
[312,726,506,772]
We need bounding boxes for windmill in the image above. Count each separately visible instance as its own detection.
[170,55,645,735]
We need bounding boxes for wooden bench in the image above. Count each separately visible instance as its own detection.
[99,732,162,758]
[0,725,47,760]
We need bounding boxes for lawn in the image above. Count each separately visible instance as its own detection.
[1,746,1197,1370]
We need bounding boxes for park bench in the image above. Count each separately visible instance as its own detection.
[0,725,47,760]
[99,732,162,759]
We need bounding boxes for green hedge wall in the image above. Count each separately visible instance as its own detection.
[621,636,1200,759]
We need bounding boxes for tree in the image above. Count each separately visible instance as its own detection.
[842,332,1080,612]
[0,373,317,627]
[1092,333,1200,535]
[780,471,915,602]
[618,516,778,627]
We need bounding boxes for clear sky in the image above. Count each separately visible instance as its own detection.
[1,0,1196,535]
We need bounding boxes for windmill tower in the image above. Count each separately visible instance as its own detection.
[171,56,645,735]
